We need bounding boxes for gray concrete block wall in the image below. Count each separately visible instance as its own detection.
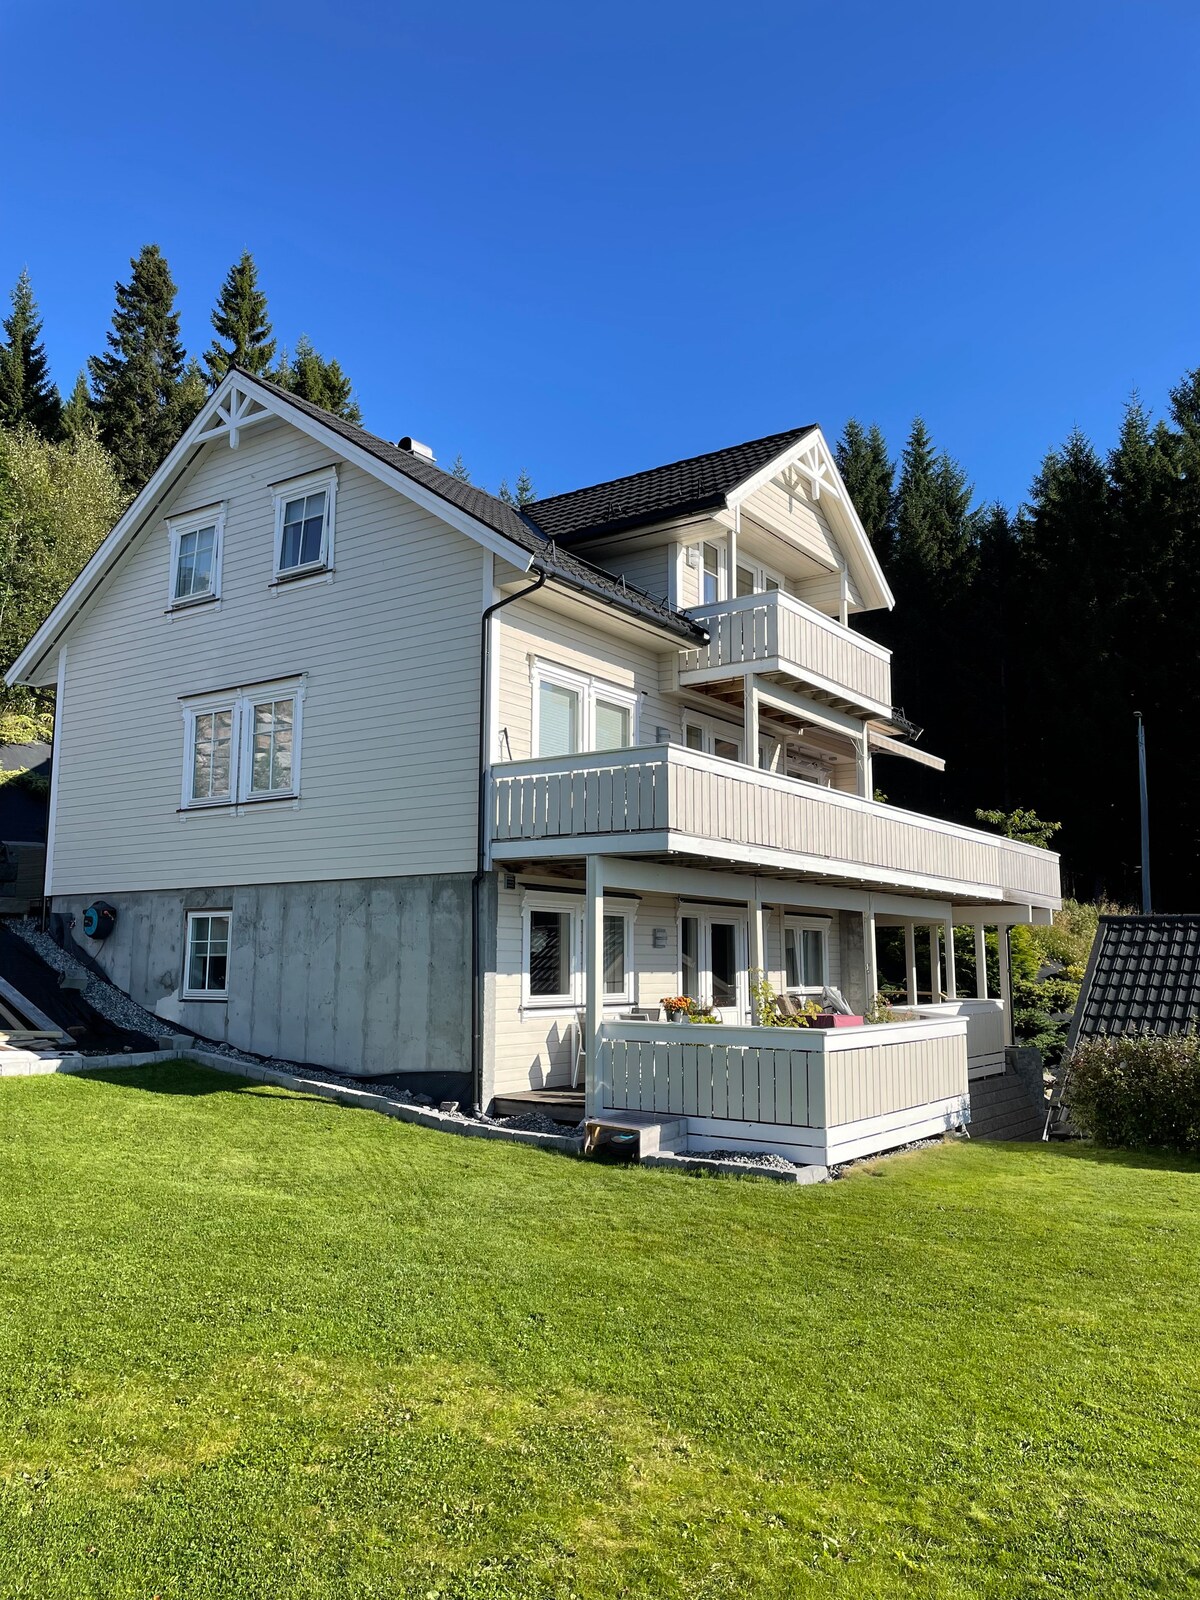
[839,913,868,1013]
[52,872,480,1078]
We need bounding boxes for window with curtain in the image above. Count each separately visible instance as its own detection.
[785,922,828,991]
[594,698,630,751]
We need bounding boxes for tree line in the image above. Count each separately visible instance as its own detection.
[836,384,1200,911]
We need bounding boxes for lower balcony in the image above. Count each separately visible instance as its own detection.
[489,745,1061,907]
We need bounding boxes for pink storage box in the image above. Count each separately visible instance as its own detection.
[810,1013,864,1028]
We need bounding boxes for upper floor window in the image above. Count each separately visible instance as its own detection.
[272,468,337,580]
[532,661,637,759]
[168,505,225,607]
[181,677,305,808]
[735,560,783,597]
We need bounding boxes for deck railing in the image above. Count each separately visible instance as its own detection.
[490,745,1061,904]
[677,591,892,715]
[597,1014,969,1161]
[915,998,1006,1077]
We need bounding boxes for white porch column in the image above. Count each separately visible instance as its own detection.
[743,674,760,768]
[863,897,878,1007]
[928,927,942,1002]
[943,918,957,1001]
[729,504,740,591]
[997,924,1014,1047]
[583,853,605,1116]
[856,731,873,799]
[974,925,988,999]
[748,889,766,1022]
[904,921,919,1006]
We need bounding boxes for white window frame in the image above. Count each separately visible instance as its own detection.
[180,676,306,809]
[734,557,784,597]
[271,467,338,582]
[676,905,749,1019]
[683,712,743,763]
[182,908,232,1000]
[520,890,636,1010]
[784,915,831,995]
[674,536,729,606]
[167,503,225,609]
[530,661,639,759]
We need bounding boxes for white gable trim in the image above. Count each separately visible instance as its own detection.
[7,371,535,688]
[725,427,894,613]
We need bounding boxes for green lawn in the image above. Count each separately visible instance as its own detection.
[1,1065,1198,1599]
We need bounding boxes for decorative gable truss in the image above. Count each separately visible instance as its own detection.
[195,381,274,450]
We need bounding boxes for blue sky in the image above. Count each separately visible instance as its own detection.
[3,1,1198,506]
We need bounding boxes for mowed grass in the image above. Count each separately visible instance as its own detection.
[1,1066,1199,1599]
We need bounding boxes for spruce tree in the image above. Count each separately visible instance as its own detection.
[514,468,535,506]
[204,251,276,384]
[273,335,361,424]
[450,453,471,483]
[0,270,61,437]
[60,371,95,441]
[88,245,189,491]
[834,419,894,558]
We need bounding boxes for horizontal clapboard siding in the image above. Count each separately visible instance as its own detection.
[51,418,484,894]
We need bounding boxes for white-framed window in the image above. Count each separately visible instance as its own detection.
[183,910,231,999]
[520,891,636,1009]
[531,662,638,759]
[271,467,337,580]
[683,715,742,763]
[181,677,305,808]
[735,559,784,597]
[784,915,830,993]
[167,504,225,607]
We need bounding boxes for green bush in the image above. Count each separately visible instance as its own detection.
[1066,1033,1200,1153]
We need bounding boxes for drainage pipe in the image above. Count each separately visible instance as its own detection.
[471,564,547,1112]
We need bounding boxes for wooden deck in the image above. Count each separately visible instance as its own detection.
[492,1087,585,1123]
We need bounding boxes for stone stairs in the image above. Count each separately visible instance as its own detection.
[969,1062,1046,1141]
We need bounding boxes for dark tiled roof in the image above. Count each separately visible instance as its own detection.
[525,426,817,542]
[1071,915,1200,1044]
[245,373,705,643]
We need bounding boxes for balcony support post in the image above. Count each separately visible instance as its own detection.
[864,896,878,1007]
[729,503,740,594]
[974,924,988,999]
[997,924,1014,1046]
[584,852,605,1116]
[905,921,919,1006]
[943,917,957,1000]
[748,888,766,1022]
[856,731,873,799]
[929,926,942,1002]
[743,674,760,768]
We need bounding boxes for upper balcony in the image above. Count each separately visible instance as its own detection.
[667,591,892,720]
[489,745,1061,908]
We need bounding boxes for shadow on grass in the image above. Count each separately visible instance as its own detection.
[77,1062,338,1112]
[972,1133,1200,1177]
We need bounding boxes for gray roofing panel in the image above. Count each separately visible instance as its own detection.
[246,373,705,643]
[526,426,817,542]
[1072,915,1200,1042]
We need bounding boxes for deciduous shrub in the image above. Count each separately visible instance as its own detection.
[1066,1033,1200,1153]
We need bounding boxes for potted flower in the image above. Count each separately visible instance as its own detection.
[660,995,694,1022]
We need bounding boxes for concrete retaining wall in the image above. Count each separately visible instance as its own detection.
[51,872,493,1082]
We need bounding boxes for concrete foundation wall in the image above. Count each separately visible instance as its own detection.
[52,872,488,1080]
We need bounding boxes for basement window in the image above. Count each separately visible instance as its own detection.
[521,891,636,1009]
[183,910,231,998]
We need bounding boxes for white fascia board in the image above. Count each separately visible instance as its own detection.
[7,371,535,688]
[725,426,895,613]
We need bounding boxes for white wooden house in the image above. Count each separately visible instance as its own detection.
[8,372,1060,1162]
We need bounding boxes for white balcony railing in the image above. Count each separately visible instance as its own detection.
[597,1013,970,1164]
[490,745,1062,905]
[676,591,892,716]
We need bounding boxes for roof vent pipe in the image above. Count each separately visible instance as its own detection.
[398,436,435,462]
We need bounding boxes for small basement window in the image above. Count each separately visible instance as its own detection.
[184,910,231,998]
[272,468,337,579]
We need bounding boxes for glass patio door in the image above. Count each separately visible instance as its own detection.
[707,919,743,1024]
